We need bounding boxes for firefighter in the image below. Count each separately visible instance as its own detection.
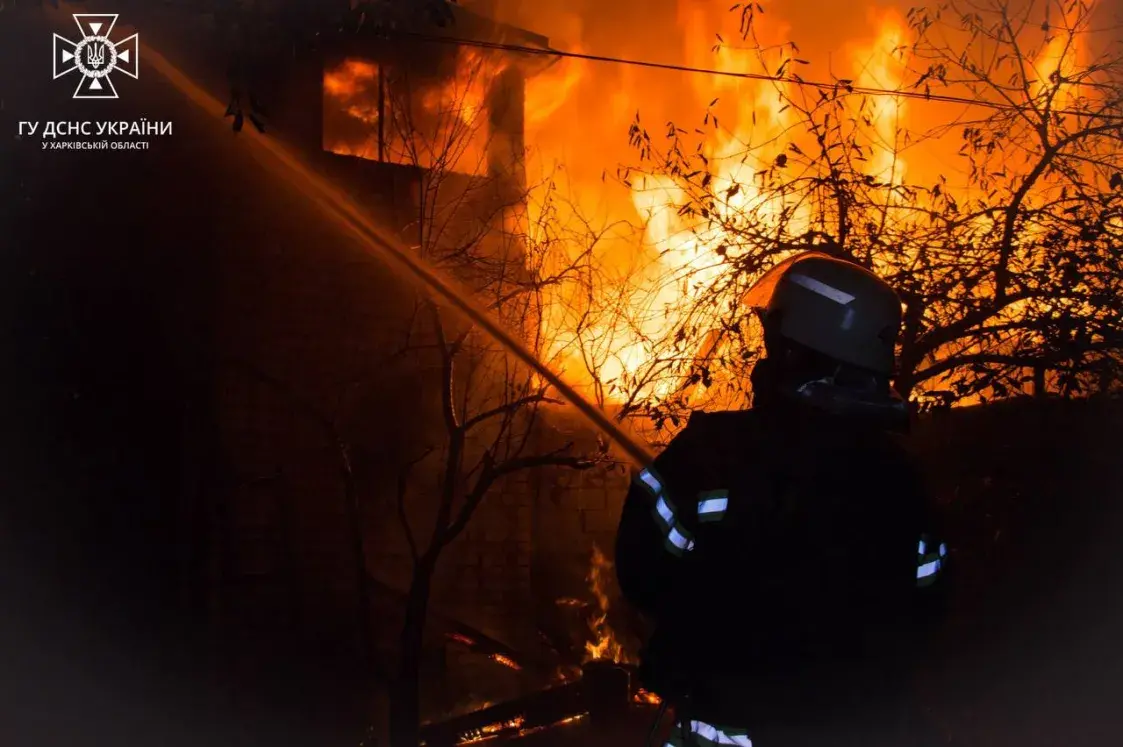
[615,252,948,747]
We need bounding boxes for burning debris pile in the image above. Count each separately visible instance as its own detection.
[418,546,661,746]
[422,659,653,747]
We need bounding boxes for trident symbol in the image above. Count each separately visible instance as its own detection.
[86,42,106,70]
[53,14,141,99]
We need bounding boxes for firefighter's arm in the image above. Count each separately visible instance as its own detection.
[614,427,701,621]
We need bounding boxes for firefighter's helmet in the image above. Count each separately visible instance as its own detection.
[743,252,903,377]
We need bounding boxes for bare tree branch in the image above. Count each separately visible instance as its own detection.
[462,391,565,432]
[396,447,435,565]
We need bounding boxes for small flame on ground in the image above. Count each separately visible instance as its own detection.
[634,688,662,705]
[583,545,631,663]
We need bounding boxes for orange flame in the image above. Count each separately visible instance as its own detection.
[323,45,505,175]
[583,545,631,663]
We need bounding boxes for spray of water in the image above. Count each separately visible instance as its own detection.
[136,40,655,467]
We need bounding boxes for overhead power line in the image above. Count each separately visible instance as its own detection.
[401,32,1123,123]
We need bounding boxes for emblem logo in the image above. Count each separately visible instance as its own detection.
[53,14,139,99]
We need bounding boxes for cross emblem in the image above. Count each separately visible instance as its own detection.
[53,14,139,100]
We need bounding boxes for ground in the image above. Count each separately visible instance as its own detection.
[1,4,1121,747]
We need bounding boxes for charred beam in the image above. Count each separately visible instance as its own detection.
[419,662,641,746]
[419,680,586,747]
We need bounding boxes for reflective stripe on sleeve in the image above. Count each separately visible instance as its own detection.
[661,720,754,746]
[634,465,694,557]
[654,495,675,528]
[697,497,728,515]
[665,526,695,556]
[696,489,729,523]
[637,467,663,496]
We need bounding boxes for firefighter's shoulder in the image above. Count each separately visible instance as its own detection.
[686,408,762,432]
[680,408,764,448]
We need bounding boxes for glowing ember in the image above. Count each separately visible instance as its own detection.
[634,688,662,705]
[490,653,522,671]
[553,664,582,683]
[514,713,589,738]
[456,713,588,744]
[448,632,476,646]
[458,716,526,745]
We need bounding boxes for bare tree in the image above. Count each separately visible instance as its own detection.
[322,38,625,747]
[893,0,1123,403]
[386,303,600,747]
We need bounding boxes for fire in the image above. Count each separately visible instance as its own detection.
[582,545,631,663]
[615,7,922,393]
[524,47,587,129]
[529,0,1110,409]
[849,12,909,185]
[1032,0,1097,106]
[322,59,382,158]
[522,2,930,405]
[322,0,1114,411]
[634,688,662,705]
[323,44,505,175]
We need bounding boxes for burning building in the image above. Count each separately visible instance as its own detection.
[292,3,555,279]
[175,0,1122,740]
